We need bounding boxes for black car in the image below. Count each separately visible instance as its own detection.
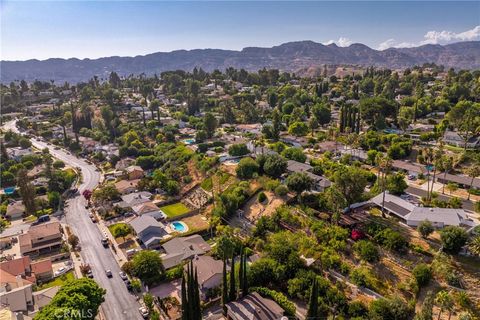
[124,279,133,291]
[101,238,109,248]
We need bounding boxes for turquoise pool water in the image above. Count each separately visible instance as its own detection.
[171,221,186,232]
[183,139,195,145]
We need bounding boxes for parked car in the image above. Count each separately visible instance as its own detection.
[101,238,109,248]
[54,267,67,277]
[105,270,113,278]
[86,269,94,278]
[139,307,149,319]
[119,271,128,281]
[124,279,132,291]
[31,214,50,226]
[408,174,417,180]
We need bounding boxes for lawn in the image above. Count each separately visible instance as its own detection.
[160,202,191,218]
[201,177,213,192]
[37,271,75,290]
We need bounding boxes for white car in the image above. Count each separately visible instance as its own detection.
[54,267,67,277]
[119,271,128,281]
[139,307,149,319]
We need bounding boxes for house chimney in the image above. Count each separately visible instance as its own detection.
[16,275,23,288]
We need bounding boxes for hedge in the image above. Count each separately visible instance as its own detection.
[249,286,296,316]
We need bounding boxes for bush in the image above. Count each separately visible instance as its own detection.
[275,185,288,196]
[353,240,379,262]
[440,226,468,254]
[250,287,296,316]
[417,220,434,238]
[350,267,374,288]
[236,157,259,179]
[228,143,249,156]
[412,263,432,287]
[258,192,267,203]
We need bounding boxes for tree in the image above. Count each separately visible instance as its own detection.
[435,290,453,320]
[34,278,106,320]
[68,234,79,248]
[306,277,319,319]
[415,291,434,320]
[143,293,154,311]
[311,102,331,125]
[288,121,308,137]
[369,297,412,320]
[285,172,313,199]
[281,147,306,163]
[333,166,368,208]
[376,154,393,216]
[228,143,249,156]
[466,165,480,200]
[468,236,480,256]
[204,112,218,138]
[260,154,287,178]
[16,169,36,216]
[353,240,379,262]
[229,255,236,301]
[446,101,480,150]
[417,220,434,238]
[131,250,164,285]
[445,182,458,195]
[412,263,432,287]
[110,223,131,241]
[181,261,201,320]
[236,157,259,179]
[221,259,228,315]
[47,191,61,211]
[440,226,468,254]
[386,173,408,195]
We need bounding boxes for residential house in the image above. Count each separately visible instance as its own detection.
[7,148,33,161]
[0,257,36,290]
[0,282,34,312]
[6,201,25,220]
[235,123,263,136]
[130,215,168,249]
[18,222,63,256]
[115,191,152,209]
[33,286,60,310]
[186,256,223,300]
[30,260,53,282]
[443,131,480,149]
[369,193,476,228]
[436,172,480,190]
[115,157,136,171]
[225,292,285,320]
[391,160,426,177]
[286,160,331,192]
[280,134,308,147]
[160,235,211,269]
[132,201,166,220]
[125,165,144,180]
[115,179,140,194]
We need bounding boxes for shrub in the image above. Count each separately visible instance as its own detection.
[417,220,434,238]
[275,185,288,196]
[250,287,296,316]
[440,226,468,254]
[258,192,267,203]
[353,240,379,262]
[350,267,374,288]
[412,263,432,287]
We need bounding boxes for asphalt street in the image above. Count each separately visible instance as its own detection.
[4,120,142,320]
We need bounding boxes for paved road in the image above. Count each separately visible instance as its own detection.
[406,186,475,212]
[4,121,141,320]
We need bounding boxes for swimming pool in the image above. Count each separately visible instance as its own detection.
[183,139,195,145]
[170,221,188,233]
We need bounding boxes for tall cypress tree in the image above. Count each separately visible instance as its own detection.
[241,254,248,297]
[193,268,201,320]
[222,259,228,315]
[306,278,319,319]
[238,250,244,294]
[181,273,188,320]
[229,256,236,302]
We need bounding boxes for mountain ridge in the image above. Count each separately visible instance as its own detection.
[1,40,479,83]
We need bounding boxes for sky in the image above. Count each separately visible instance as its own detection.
[1,1,479,61]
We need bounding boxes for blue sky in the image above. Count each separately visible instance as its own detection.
[1,1,479,60]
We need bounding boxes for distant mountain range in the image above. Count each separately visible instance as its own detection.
[2,41,479,83]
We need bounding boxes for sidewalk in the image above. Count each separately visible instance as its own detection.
[97,219,129,266]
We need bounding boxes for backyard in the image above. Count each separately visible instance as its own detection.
[36,271,75,290]
[160,202,191,218]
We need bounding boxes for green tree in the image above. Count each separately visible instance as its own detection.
[306,277,319,319]
[281,147,306,163]
[386,173,408,195]
[435,290,453,320]
[353,240,379,262]
[204,112,218,138]
[417,220,434,239]
[229,255,237,301]
[228,143,249,156]
[34,278,106,320]
[110,223,132,241]
[259,154,287,178]
[333,166,368,207]
[412,263,432,287]
[285,172,313,199]
[236,157,259,179]
[440,226,468,254]
[131,250,164,285]
[468,236,480,256]
[446,101,480,150]
[16,169,36,216]
[288,121,309,137]
[47,191,61,211]
[369,297,412,320]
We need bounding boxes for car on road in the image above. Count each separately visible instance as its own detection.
[119,271,128,281]
[139,307,149,319]
[86,269,94,278]
[125,280,133,291]
[105,270,113,278]
[89,213,97,223]
[54,146,60,150]
[101,238,109,247]
[408,174,417,180]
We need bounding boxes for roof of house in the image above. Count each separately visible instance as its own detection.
[392,160,427,174]
[30,259,52,275]
[132,201,160,215]
[130,216,167,246]
[370,193,416,217]
[407,207,469,225]
[161,235,211,269]
[0,257,31,276]
[438,172,480,189]
[286,160,312,173]
[226,292,284,320]
[187,256,223,286]
[6,201,25,216]
[130,215,165,234]
[115,179,140,193]
[18,222,62,252]
[126,165,144,173]
[121,191,152,206]
[33,286,60,310]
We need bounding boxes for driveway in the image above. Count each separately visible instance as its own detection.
[4,120,142,320]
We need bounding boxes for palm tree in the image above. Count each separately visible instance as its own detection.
[419,147,434,202]
[468,236,480,256]
[441,156,453,194]
[466,165,480,200]
[376,154,393,217]
[429,145,444,198]
[435,290,453,320]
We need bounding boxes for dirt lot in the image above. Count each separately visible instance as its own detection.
[182,214,210,231]
[242,191,286,223]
